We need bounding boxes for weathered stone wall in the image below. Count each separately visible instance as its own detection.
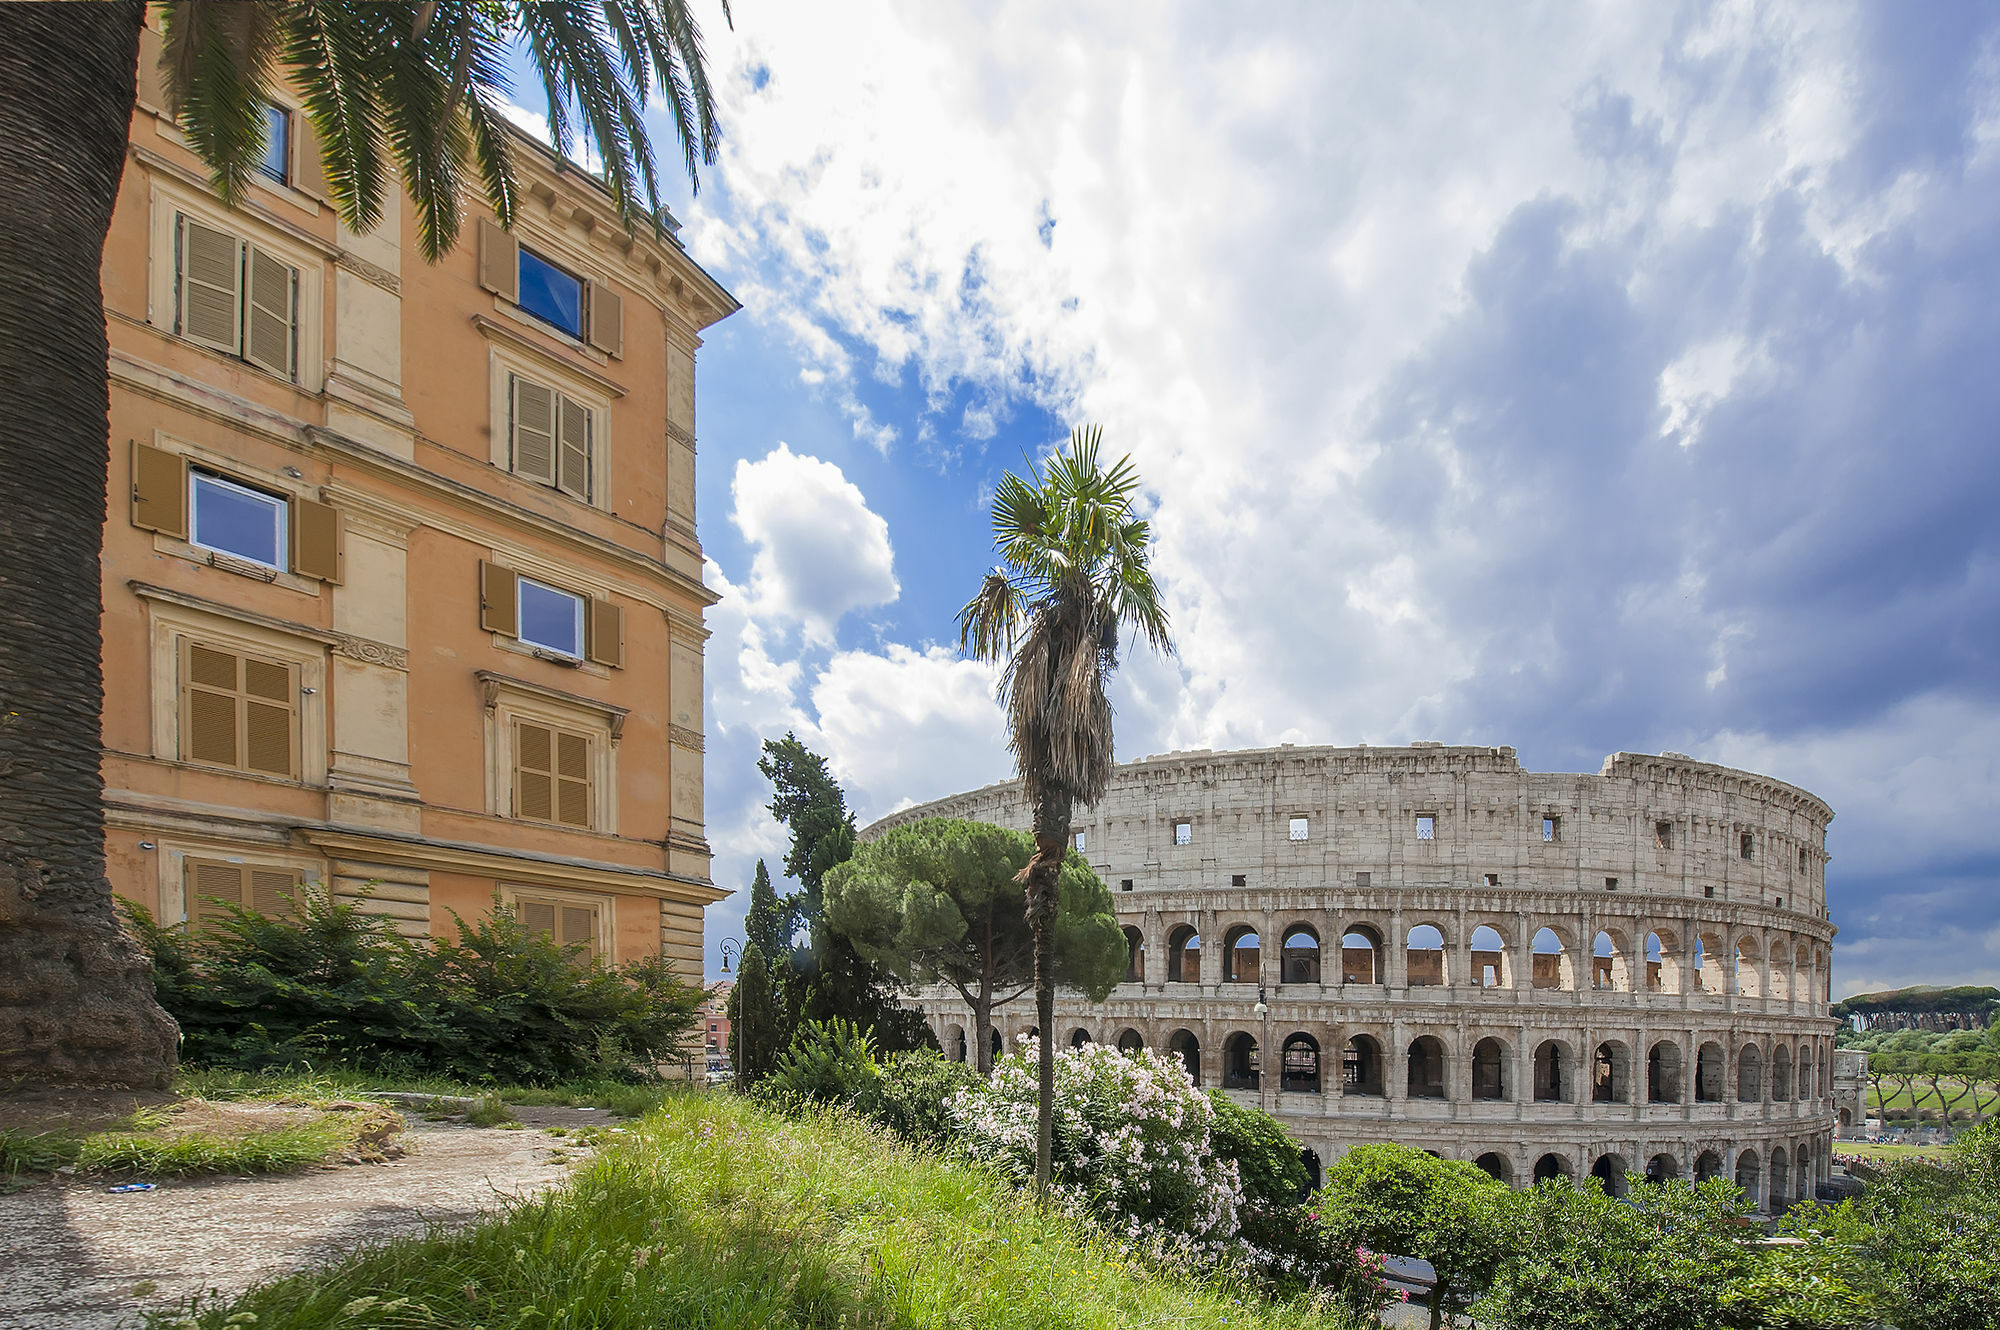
[871,743,1841,1209]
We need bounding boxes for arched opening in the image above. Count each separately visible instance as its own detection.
[1341,925,1383,984]
[1734,1149,1761,1207]
[1531,927,1570,990]
[1694,1150,1723,1183]
[1224,1032,1260,1089]
[1116,1028,1144,1054]
[1342,1034,1384,1096]
[1470,925,1507,987]
[1122,926,1146,983]
[1736,937,1763,999]
[1168,1029,1201,1085]
[1301,1148,1323,1194]
[1645,930,1671,991]
[1772,1045,1793,1101]
[1591,1154,1628,1198]
[1405,924,1446,986]
[1474,1152,1513,1185]
[1407,1035,1447,1098]
[1471,1037,1507,1100]
[1282,1033,1322,1092]
[1069,1028,1092,1049]
[1738,1044,1764,1101]
[1695,1042,1726,1103]
[1769,942,1792,1001]
[1694,932,1725,992]
[1533,1153,1571,1185]
[1648,1041,1683,1103]
[1592,931,1623,990]
[1796,1045,1813,1101]
[1645,1153,1680,1184]
[1534,1040,1567,1102]
[1593,1042,1629,1103]
[1281,925,1321,984]
[1223,926,1261,984]
[1168,926,1202,983]
[1769,1148,1790,1212]
[945,1026,967,1062]
[1837,1106,1852,1138]
[991,1027,1003,1060]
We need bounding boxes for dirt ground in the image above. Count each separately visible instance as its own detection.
[0,1103,617,1330]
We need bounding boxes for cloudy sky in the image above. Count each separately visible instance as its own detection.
[522,2,2000,996]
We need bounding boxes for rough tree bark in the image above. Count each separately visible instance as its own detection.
[1023,798,1071,1200]
[0,1,179,1089]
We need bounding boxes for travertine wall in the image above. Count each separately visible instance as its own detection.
[871,743,1841,1210]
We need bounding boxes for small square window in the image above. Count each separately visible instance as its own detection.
[1120,879,1133,892]
[1173,820,1192,846]
[517,577,585,657]
[1231,874,1247,888]
[1543,816,1560,842]
[1741,832,1755,860]
[1704,884,1715,899]
[1416,815,1435,840]
[1356,871,1371,888]
[1654,820,1675,850]
[1289,816,1309,841]
[1799,848,1809,873]
[258,102,289,184]
[1073,831,1087,852]
[518,246,585,338]
[1775,896,1784,910]
[190,471,287,568]
[1483,872,1501,887]
[1604,876,1619,891]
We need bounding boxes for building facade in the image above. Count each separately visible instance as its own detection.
[874,743,1841,1211]
[99,21,733,971]
[699,980,734,1070]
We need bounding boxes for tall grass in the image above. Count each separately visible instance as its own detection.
[176,1065,683,1118]
[1,1116,357,1183]
[160,1093,1369,1330]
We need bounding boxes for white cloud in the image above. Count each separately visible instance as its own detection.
[730,444,899,646]
[811,644,1010,825]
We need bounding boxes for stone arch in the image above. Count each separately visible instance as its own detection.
[1473,1151,1514,1185]
[1645,928,1677,992]
[1837,1105,1852,1137]
[1530,926,1573,990]
[1593,1040,1630,1103]
[945,1025,967,1062]
[1772,1043,1793,1100]
[1342,1033,1385,1096]
[1695,1041,1727,1103]
[1470,924,1509,987]
[1645,1152,1681,1183]
[1769,939,1792,1001]
[1694,929,1726,992]
[1738,1043,1764,1101]
[1405,923,1448,987]
[1282,1032,1322,1093]
[1116,1027,1144,1054]
[1734,1148,1761,1206]
[1591,1153,1629,1198]
[1167,925,1202,983]
[1223,1031,1260,1089]
[1222,924,1262,984]
[1122,926,1146,983]
[1471,1036,1508,1100]
[1736,935,1763,999]
[1533,1152,1572,1184]
[1534,1039,1571,1102]
[1069,1028,1092,1049]
[1796,1043,1814,1101]
[1592,929,1628,991]
[1167,1028,1201,1085]
[1340,924,1384,985]
[1694,1149,1723,1183]
[1648,1040,1683,1103]
[1407,1034,1448,1098]
[1280,924,1321,984]
[1769,1147,1791,1211]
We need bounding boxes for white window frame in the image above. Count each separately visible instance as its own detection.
[258,101,291,185]
[1173,820,1192,846]
[1073,831,1087,852]
[189,470,289,570]
[1289,816,1309,841]
[1416,815,1436,841]
[517,576,586,659]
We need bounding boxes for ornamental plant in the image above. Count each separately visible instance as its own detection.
[950,1039,1245,1264]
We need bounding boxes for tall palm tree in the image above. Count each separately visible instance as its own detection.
[959,426,1173,1197]
[0,0,722,1088]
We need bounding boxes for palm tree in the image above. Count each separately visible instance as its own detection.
[958,426,1173,1197]
[0,1,722,1088]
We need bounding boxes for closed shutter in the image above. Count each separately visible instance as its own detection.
[136,24,168,112]
[249,868,300,917]
[555,730,591,828]
[291,497,343,582]
[510,376,556,484]
[515,721,555,821]
[585,598,624,668]
[477,218,519,300]
[587,282,623,357]
[131,441,188,537]
[244,247,296,377]
[479,561,518,634]
[520,899,557,938]
[560,904,599,958]
[187,859,244,933]
[183,642,295,775]
[185,643,242,767]
[180,216,243,352]
[294,117,330,203]
[242,656,296,776]
[556,395,591,500]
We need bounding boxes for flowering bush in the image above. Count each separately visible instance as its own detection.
[949,1038,1246,1263]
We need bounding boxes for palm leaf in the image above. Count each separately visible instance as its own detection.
[160,0,282,204]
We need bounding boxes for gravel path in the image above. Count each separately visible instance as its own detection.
[0,1107,613,1330]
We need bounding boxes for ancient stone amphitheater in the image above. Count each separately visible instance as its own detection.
[867,743,1840,1212]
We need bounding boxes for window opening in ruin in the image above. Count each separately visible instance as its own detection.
[1282,927,1321,983]
[1741,832,1755,860]
[1474,1153,1510,1184]
[1416,814,1436,840]
[1289,815,1309,840]
[1533,1154,1569,1184]
[1644,932,1665,991]
[1470,925,1505,987]
[1169,1030,1201,1085]
[1738,1044,1763,1102]
[1605,876,1619,890]
[1591,1155,1629,1198]
[1231,873,1247,887]
[1407,1037,1446,1098]
[1342,1035,1383,1095]
[1341,928,1381,984]
[1692,938,1708,990]
[1705,884,1715,899]
[1543,816,1560,842]
[1533,1042,1565,1101]
[1405,924,1446,986]
[1530,927,1566,989]
[1070,1029,1092,1049]
[1123,927,1145,983]
[1174,820,1192,846]
[1655,820,1675,850]
[1472,1038,1506,1100]
[1224,1032,1259,1089]
[1282,1034,1321,1092]
[1074,830,1086,851]
[1117,1028,1144,1054]
[1223,927,1261,983]
[1120,878,1133,892]
[1593,1044,1620,1102]
[1483,872,1501,887]
[1593,931,1617,990]
[1168,928,1201,983]
[1775,896,1783,910]
[1696,1043,1725,1102]
[1648,1041,1682,1102]
[1355,871,1371,888]
[1799,848,1808,872]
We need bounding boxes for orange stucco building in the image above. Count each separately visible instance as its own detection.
[98,20,734,973]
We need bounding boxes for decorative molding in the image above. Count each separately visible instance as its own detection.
[128,142,341,257]
[297,827,725,904]
[335,249,401,295]
[668,724,705,752]
[128,580,341,646]
[334,632,409,671]
[665,420,696,450]
[470,313,628,398]
[476,669,629,744]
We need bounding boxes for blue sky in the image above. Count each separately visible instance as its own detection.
[512,2,2000,996]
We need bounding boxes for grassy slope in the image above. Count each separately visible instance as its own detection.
[163,1092,1365,1330]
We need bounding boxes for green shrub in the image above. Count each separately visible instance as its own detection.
[1315,1142,1510,1330]
[124,889,702,1085]
[871,1047,980,1149]
[762,1018,882,1110]
[1206,1089,1307,1207]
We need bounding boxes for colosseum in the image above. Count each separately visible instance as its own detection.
[867,743,1840,1212]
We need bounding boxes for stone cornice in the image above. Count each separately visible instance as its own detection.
[297,827,725,905]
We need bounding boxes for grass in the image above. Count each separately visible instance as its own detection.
[1834,1141,1952,1162]
[0,1111,367,1186]
[156,1092,1369,1330]
[175,1066,681,1118]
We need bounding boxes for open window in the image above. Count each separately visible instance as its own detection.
[132,445,343,583]
[477,219,625,357]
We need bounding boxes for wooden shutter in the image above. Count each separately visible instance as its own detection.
[586,598,624,668]
[520,899,557,938]
[556,396,591,500]
[555,730,591,828]
[242,656,296,776]
[291,497,343,582]
[510,377,556,484]
[187,859,244,933]
[560,904,600,958]
[243,247,296,377]
[184,643,242,767]
[294,117,330,203]
[131,441,188,537]
[587,282,623,357]
[515,721,555,821]
[179,216,242,352]
[480,561,518,634]
[136,24,169,112]
[249,868,300,917]
[478,218,518,300]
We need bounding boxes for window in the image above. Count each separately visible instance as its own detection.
[1074,831,1087,852]
[507,374,594,501]
[518,577,587,658]
[1704,884,1716,899]
[1173,820,1192,846]
[1775,896,1784,911]
[259,102,290,184]
[477,220,624,356]
[1289,816,1309,841]
[513,720,592,828]
[190,471,287,569]
[1356,871,1371,888]
[184,857,301,934]
[1231,874,1247,888]
[1484,872,1502,887]
[1543,816,1560,842]
[176,214,297,378]
[1416,815,1435,840]
[518,247,585,338]
[1799,848,1809,873]
[477,562,625,668]
[1741,832,1755,860]
[1654,820,1675,850]
[513,891,603,960]
[1605,876,1619,891]
[181,641,297,777]
[1120,879,1133,892]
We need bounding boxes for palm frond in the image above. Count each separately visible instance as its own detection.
[515,2,657,229]
[161,0,282,205]
[957,572,1024,662]
[278,0,389,231]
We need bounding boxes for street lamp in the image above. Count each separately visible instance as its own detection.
[718,937,746,1085]
[1254,985,1271,1105]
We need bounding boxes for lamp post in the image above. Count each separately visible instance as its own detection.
[719,937,745,1085]
[1254,985,1271,1110]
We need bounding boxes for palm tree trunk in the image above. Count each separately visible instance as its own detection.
[0,1,178,1089]
[1025,797,1070,1199]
